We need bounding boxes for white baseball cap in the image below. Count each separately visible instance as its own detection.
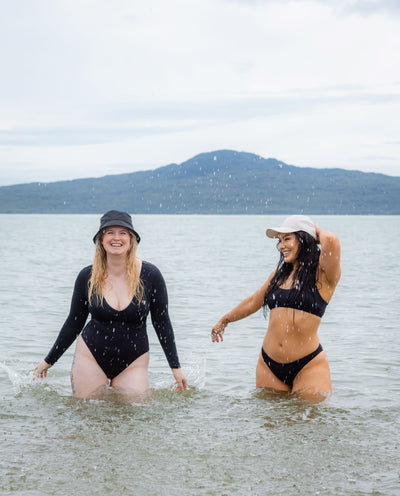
[266,215,317,240]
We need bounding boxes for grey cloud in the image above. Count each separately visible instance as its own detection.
[0,124,193,147]
[1,88,399,147]
[97,89,400,122]
[333,0,400,16]
[225,0,400,16]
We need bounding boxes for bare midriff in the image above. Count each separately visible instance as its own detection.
[262,307,322,363]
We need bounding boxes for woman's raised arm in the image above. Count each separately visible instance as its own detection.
[316,225,341,289]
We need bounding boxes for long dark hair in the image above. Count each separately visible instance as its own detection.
[263,230,321,313]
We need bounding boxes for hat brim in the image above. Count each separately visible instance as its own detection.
[266,227,294,238]
[266,226,317,240]
[93,222,141,244]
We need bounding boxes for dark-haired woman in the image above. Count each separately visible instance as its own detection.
[34,210,187,400]
[211,215,340,400]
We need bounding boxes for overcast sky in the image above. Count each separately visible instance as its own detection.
[0,0,399,186]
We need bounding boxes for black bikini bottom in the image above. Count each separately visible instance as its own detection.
[261,344,323,388]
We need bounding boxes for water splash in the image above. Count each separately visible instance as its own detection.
[186,356,206,390]
[0,362,37,393]
[151,355,206,392]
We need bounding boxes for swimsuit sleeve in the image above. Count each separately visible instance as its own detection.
[148,264,181,369]
[44,267,90,365]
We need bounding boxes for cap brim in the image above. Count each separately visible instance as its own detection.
[266,227,294,238]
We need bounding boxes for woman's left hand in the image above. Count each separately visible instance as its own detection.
[172,368,188,393]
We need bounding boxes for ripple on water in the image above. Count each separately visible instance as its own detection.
[1,365,399,495]
[2,215,400,495]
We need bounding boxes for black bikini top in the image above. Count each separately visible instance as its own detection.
[265,284,328,317]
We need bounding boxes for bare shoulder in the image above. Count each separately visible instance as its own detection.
[251,271,276,307]
[257,271,275,296]
[263,270,276,289]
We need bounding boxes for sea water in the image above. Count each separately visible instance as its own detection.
[1,214,399,495]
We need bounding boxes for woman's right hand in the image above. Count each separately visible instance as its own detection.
[33,360,52,378]
[211,320,228,343]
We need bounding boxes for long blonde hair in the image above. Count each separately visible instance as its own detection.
[88,231,143,306]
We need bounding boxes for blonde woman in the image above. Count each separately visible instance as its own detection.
[34,210,187,399]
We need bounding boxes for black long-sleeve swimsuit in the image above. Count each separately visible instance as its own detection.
[45,261,181,379]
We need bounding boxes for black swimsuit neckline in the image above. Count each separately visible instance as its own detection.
[103,261,144,313]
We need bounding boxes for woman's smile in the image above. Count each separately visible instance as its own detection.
[278,233,299,264]
[102,227,131,255]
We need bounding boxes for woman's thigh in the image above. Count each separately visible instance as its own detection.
[256,352,291,392]
[292,351,332,400]
[111,352,150,393]
[71,336,109,399]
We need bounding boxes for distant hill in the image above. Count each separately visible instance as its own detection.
[0,150,399,214]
